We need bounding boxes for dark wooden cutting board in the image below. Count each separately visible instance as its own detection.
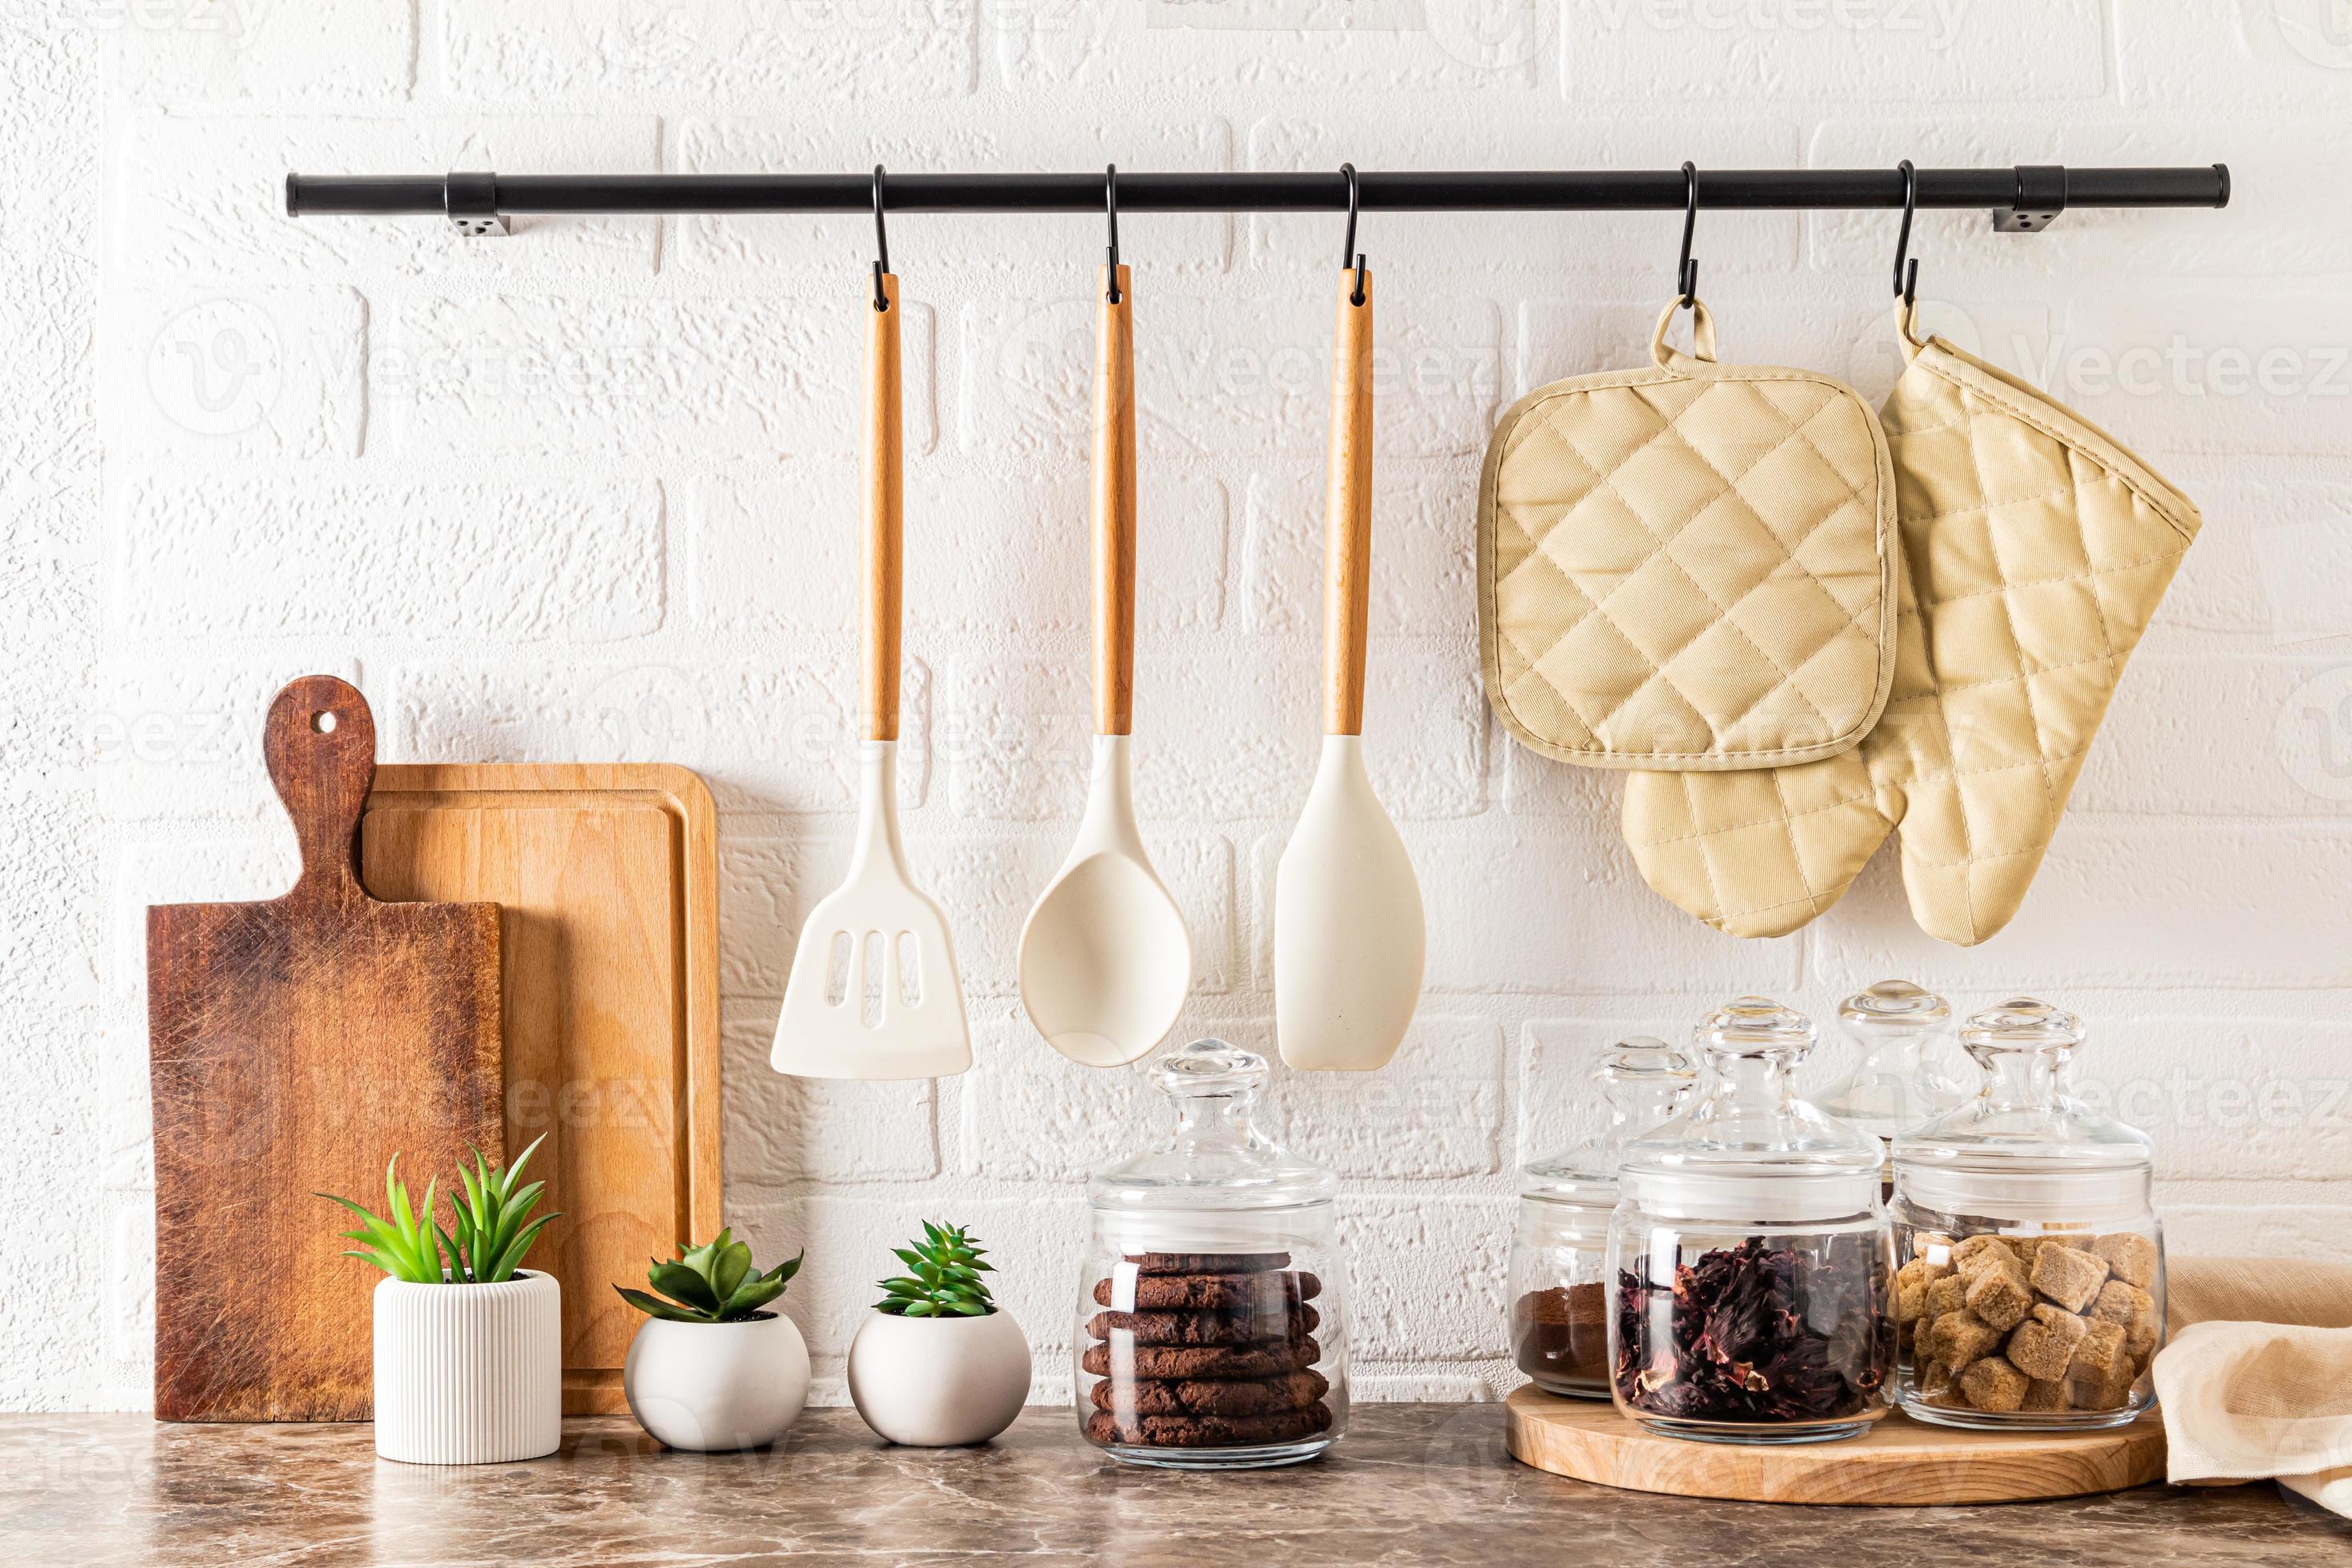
[147,676,504,1422]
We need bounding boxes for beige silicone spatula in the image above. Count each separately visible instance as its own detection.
[771,271,971,1081]
[1274,262,1425,1072]
[1018,262,1193,1068]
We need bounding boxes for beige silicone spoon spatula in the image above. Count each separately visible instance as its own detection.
[1018,262,1192,1067]
[1274,262,1425,1072]
[771,270,971,1081]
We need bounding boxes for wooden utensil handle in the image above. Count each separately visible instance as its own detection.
[1094,263,1136,736]
[863,273,903,742]
[262,674,375,906]
[1323,267,1374,735]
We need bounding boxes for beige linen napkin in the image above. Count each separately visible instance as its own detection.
[2157,1257,2352,1516]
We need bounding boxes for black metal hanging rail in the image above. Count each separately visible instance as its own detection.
[286,164,2229,230]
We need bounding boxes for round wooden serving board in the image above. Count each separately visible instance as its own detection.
[1505,1386,2166,1506]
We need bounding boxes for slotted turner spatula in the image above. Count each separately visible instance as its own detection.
[771,271,971,1080]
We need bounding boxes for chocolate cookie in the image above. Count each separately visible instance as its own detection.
[1089,1370,1330,1417]
[1122,1251,1290,1275]
[1086,1304,1319,1347]
[1090,1271,1322,1311]
[1081,1338,1322,1382]
[1085,1402,1334,1449]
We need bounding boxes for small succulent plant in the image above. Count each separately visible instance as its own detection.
[874,1221,998,1318]
[322,1134,558,1285]
[617,1230,804,1323]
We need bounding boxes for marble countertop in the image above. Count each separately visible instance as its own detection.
[6,1406,2346,1566]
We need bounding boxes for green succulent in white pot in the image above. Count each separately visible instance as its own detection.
[617,1231,809,1452]
[321,1136,561,1465]
[847,1222,1031,1446]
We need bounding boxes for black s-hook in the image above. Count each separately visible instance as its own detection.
[1892,158,1920,308]
[1675,161,1699,308]
[1340,162,1366,306]
[1104,163,1122,303]
[871,163,890,312]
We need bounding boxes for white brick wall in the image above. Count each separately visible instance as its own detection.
[11,0,2350,1414]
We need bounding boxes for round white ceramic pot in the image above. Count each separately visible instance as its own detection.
[623,1312,810,1452]
[846,1309,1031,1446]
[373,1271,562,1465]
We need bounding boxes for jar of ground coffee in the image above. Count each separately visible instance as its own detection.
[1509,1038,1694,1398]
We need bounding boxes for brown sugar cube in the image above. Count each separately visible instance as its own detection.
[1896,1286,1926,1348]
[2030,1244,2110,1312]
[2070,1318,2129,1383]
[1925,1273,1968,1321]
[1950,1234,2017,1278]
[2005,1236,2045,1268]
[2022,1378,2070,1412]
[1959,1355,2030,1413]
[2091,1233,2158,1289]
[2091,1278,2154,1330]
[2065,1365,2133,1412]
[1917,1357,1959,1404]
[1895,1254,1946,1300]
[2005,1303,2090,1381]
[1930,1310,2005,1367]
[2123,1318,2159,1365]
[1965,1266,2034,1331]
[1904,1234,1955,1281]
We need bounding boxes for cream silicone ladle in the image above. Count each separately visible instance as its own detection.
[1017,253,1192,1068]
[1273,241,1425,1072]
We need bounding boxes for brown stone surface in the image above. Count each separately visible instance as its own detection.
[9,1409,2348,1564]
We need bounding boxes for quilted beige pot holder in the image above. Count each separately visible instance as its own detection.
[1480,296,1898,770]
[1622,306,2202,945]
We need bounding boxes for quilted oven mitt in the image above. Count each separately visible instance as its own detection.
[1622,308,2201,945]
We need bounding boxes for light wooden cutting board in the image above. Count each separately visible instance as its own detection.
[360,763,721,1414]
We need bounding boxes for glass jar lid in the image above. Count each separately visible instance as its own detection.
[1087,1038,1337,1247]
[1820,978,1965,1150]
[1893,998,2152,1218]
[1618,997,1884,1221]
[1521,1037,1696,1208]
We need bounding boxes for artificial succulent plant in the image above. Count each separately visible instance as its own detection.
[617,1230,804,1322]
[321,1134,558,1285]
[874,1221,998,1317]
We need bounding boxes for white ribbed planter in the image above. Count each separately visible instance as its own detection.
[846,1309,1031,1447]
[373,1272,562,1465]
[623,1313,810,1452]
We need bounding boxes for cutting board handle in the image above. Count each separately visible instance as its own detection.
[263,674,377,908]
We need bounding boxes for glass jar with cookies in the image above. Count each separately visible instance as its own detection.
[1890,998,2164,1430]
[1077,1038,1347,1469]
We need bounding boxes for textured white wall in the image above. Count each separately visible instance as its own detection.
[7,0,2350,1412]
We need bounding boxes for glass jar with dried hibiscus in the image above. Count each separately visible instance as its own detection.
[1509,1038,1696,1398]
[1607,997,1897,1443]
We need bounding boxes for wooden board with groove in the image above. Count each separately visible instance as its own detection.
[1505,1386,2166,1506]
[360,763,721,1414]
